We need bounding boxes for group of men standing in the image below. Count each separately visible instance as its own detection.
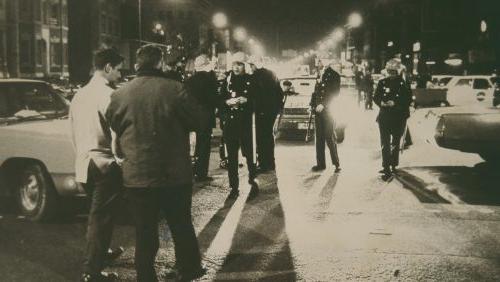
[69,46,284,281]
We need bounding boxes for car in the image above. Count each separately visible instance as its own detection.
[276,76,346,142]
[0,79,83,221]
[445,75,495,106]
[435,105,500,163]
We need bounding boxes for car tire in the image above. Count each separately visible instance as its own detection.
[16,163,58,222]
[479,153,500,164]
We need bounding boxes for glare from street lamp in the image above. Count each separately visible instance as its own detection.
[348,12,363,28]
[233,27,247,42]
[155,23,163,31]
[248,38,255,45]
[332,28,345,41]
[212,12,228,28]
[480,20,487,33]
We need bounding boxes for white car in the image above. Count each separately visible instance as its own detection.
[446,75,495,107]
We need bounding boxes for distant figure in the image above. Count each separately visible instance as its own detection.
[363,69,375,110]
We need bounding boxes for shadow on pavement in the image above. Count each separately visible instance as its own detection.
[396,162,500,206]
[311,175,339,221]
[213,173,297,281]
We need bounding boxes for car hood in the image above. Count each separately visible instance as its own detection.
[1,119,71,139]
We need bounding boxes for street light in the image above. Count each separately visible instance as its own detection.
[347,12,363,28]
[233,27,247,42]
[212,12,228,28]
[480,20,487,33]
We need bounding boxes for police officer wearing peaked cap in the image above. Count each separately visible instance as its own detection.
[373,59,412,180]
[219,54,259,199]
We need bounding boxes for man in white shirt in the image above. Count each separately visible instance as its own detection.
[69,48,124,282]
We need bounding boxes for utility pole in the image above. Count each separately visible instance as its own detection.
[60,0,64,77]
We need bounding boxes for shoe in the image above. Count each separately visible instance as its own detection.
[391,166,398,173]
[195,175,213,182]
[81,271,118,282]
[381,172,393,181]
[334,167,341,173]
[105,247,124,264]
[311,165,326,172]
[379,168,391,174]
[228,189,239,199]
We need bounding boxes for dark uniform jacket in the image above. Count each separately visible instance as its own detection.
[373,76,412,122]
[310,67,341,109]
[220,72,255,119]
[185,71,218,128]
[252,68,284,115]
[105,69,208,188]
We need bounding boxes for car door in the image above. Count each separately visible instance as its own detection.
[448,78,473,106]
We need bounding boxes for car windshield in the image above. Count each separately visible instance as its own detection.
[0,82,68,124]
[438,77,452,85]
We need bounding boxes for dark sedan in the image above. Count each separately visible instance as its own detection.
[435,107,500,163]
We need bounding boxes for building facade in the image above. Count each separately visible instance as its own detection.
[2,0,68,79]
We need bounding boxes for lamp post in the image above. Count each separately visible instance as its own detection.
[212,12,229,59]
[345,12,362,62]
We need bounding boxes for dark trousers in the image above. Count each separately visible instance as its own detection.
[256,112,277,169]
[223,115,256,190]
[378,118,407,169]
[125,185,202,282]
[194,128,212,177]
[315,112,340,167]
[82,160,122,275]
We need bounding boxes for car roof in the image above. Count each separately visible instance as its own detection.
[0,79,48,84]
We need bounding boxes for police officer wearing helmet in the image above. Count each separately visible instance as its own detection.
[374,59,412,180]
[220,52,259,199]
[310,65,341,173]
[248,57,284,173]
[185,54,218,182]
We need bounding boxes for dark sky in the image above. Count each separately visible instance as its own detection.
[210,0,370,55]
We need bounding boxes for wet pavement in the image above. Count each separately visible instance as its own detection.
[1,95,500,281]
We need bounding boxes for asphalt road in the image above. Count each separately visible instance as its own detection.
[1,97,500,281]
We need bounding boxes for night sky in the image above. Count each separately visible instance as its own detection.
[211,0,371,55]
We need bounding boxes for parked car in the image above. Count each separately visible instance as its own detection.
[276,76,345,142]
[431,75,455,89]
[0,79,83,221]
[435,106,500,163]
[445,75,494,107]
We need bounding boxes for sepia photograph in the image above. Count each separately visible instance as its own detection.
[0,0,499,281]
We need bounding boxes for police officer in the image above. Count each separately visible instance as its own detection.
[374,59,412,180]
[310,66,341,173]
[249,58,284,173]
[220,55,259,199]
[185,54,218,182]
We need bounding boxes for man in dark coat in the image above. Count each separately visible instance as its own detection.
[310,66,341,173]
[363,69,375,110]
[105,45,207,282]
[185,54,218,182]
[249,60,284,172]
[373,59,412,180]
[220,58,259,199]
